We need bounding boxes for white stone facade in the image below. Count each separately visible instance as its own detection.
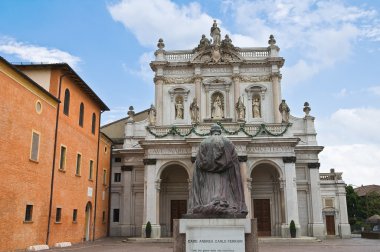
[103,25,350,239]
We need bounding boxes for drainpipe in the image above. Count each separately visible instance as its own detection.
[46,73,67,245]
[92,111,103,241]
[107,143,113,237]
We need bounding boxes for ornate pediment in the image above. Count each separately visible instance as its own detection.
[191,46,243,64]
[191,22,243,64]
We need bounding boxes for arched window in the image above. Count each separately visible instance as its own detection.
[63,89,70,115]
[91,113,96,134]
[79,103,84,127]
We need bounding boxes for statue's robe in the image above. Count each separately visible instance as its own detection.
[187,135,248,218]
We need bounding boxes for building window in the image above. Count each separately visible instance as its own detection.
[59,146,67,170]
[102,211,106,223]
[63,89,70,116]
[91,113,96,134]
[73,209,77,222]
[35,100,42,114]
[114,173,121,182]
[30,131,40,162]
[79,102,84,127]
[89,160,94,180]
[113,209,119,222]
[115,157,121,163]
[25,205,33,222]
[103,169,107,185]
[56,208,62,223]
[76,153,82,176]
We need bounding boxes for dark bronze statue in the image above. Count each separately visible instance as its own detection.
[186,124,248,218]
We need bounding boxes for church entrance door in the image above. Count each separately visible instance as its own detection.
[170,200,187,233]
[254,199,271,236]
[326,215,335,235]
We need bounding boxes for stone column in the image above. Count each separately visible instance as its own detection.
[232,74,241,121]
[337,184,351,238]
[120,165,133,236]
[143,158,161,238]
[282,157,300,237]
[154,77,164,125]
[271,74,281,123]
[238,156,251,218]
[308,163,325,238]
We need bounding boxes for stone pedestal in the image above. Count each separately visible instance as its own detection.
[173,219,258,252]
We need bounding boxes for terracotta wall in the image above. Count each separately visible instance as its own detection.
[0,63,57,251]
[48,69,102,245]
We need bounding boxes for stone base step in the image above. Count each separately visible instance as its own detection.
[259,237,320,243]
[26,245,49,251]
[123,237,174,243]
[54,242,72,247]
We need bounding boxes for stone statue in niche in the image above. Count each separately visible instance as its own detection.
[252,97,261,118]
[175,96,184,119]
[211,94,224,119]
[190,97,200,123]
[210,20,221,46]
[279,99,290,123]
[148,104,156,126]
[186,124,248,218]
[235,96,245,121]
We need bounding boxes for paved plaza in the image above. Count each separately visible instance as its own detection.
[48,237,380,252]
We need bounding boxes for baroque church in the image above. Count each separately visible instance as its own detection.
[101,21,350,239]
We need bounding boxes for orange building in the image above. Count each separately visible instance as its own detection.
[0,57,111,251]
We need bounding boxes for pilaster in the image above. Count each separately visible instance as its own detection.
[232,74,241,121]
[307,163,325,238]
[154,77,164,126]
[281,157,300,237]
[271,74,281,123]
[238,155,251,219]
[142,158,161,238]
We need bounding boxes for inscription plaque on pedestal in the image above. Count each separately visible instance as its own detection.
[186,226,245,252]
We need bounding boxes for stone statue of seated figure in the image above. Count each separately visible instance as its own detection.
[185,124,248,218]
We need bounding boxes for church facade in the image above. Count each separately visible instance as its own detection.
[101,22,350,239]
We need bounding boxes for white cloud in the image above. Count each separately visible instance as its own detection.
[108,0,215,49]
[317,108,380,145]
[319,144,380,186]
[0,36,80,68]
[335,88,349,98]
[367,86,380,96]
[221,0,378,85]
[101,106,131,125]
[122,52,154,83]
[317,108,380,185]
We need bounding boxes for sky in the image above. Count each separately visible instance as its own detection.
[1,0,379,187]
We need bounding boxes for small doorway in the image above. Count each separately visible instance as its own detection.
[254,199,271,236]
[85,202,92,241]
[326,215,335,235]
[170,200,187,233]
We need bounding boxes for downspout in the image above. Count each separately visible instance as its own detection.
[92,111,103,241]
[107,143,113,237]
[46,73,67,244]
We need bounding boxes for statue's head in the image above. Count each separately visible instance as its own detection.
[210,124,222,135]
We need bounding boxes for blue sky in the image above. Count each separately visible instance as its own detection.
[1,0,380,186]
